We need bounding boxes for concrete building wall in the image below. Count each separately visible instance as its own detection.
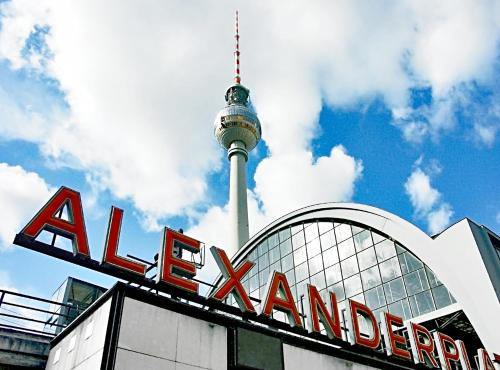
[0,328,50,368]
[45,298,111,370]
[283,344,380,370]
[114,297,227,370]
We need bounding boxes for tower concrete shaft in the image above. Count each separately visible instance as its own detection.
[228,141,249,249]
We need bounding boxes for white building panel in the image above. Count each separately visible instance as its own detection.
[46,298,111,370]
[283,344,380,370]
[116,297,227,370]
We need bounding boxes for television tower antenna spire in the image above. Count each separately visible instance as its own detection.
[234,10,241,84]
[213,12,262,250]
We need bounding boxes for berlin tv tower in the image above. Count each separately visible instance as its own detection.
[214,11,261,249]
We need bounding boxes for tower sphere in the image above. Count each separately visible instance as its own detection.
[214,84,261,152]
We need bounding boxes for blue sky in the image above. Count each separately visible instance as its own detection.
[0,1,499,303]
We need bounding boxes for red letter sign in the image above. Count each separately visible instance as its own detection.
[380,312,411,360]
[478,349,496,370]
[433,332,460,370]
[156,228,200,294]
[455,340,472,370]
[261,271,302,328]
[209,247,255,313]
[406,322,439,368]
[101,207,146,276]
[21,186,90,257]
[345,299,381,349]
[304,284,341,339]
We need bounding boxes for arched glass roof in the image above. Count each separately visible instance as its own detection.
[230,219,456,327]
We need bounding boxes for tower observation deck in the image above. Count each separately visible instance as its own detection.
[214,11,261,249]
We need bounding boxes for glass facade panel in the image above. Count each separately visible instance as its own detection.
[323,246,339,267]
[325,264,342,286]
[375,239,396,262]
[361,265,381,290]
[307,237,321,258]
[353,230,373,252]
[357,247,377,270]
[341,255,359,278]
[338,238,355,260]
[238,219,456,326]
[335,224,352,243]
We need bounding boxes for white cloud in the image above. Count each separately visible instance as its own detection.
[0,163,54,249]
[404,160,453,234]
[0,0,498,231]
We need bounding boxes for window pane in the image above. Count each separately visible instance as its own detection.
[341,255,359,278]
[325,264,342,286]
[270,261,281,273]
[318,221,334,235]
[338,238,355,260]
[311,272,326,291]
[410,290,435,316]
[335,224,352,243]
[285,269,296,287]
[399,252,423,274]
[250,274,259,292]
[295,262,309,283]
[258,241,268,256]
[384,277,406,304]
[305,223,319,242]
[404,269,429,295]
[268,233,279,248]
[344,274,362,297]
[389,299,411,320]
[259,268,270,287]
[280,238,293,256]
[307,237,321,258]
[308,254,324,276]
[291,224,303,236]
[294,247,307,265]
[331,282,345,301]
[371,232,386,244]
[320,230,336,251]
[425,266,441,288]
[269,246,281,264]
[365,286,386,309]
[292,231,306,249]
[323,246,339,268]
[258,253,269,271]
[432,285,453,309]
[357,247,377,270]
[379,257,402,282]
[375,239,396,262]
[279,228,291,242]
[351,225,365,236]
[281,253,294,272]
[353,230,373,252]
[361,265,382,290]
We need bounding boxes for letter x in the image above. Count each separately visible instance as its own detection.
[210,247,255,313]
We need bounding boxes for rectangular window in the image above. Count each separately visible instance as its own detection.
[293,247,307,265]
[357,247,377,270]
[308,254,324,276]
[338,238,356,260]
[281,253,294,272]
[361,265,382,290]
[432,285,453,309]
[269,246,281,264]
[375,239,396,262]
[322,246,339,268]
[280,238,293,256]
[292,231,306,249]
[307,237,322,258]
[341,255,359,278]
[305,223,319,242]
[320,230,336,251]
[331,282,345,301]
[404,268,429,295]
[325,264,342,286]
[353,230,373,252]
[399,252,423,274]
[295,262,309,283]
[344,274,362,297]
[285,269,296,286]
[258,240,269,256]
[318,221,334,235]
[250,274,259,292]
[409,290,435,316]
[279,227,291,242]
[365,285,386,309]
[388,299,411,320]
[259,267,270,287]
[268,233,279,248]
[335,224,352,243]
[379,257,402,282]
[383,277,406,304]
[311,272,327,290]
[258,253,269,271]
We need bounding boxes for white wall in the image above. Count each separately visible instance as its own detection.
[283,344,380,370]
[114,297,227,370]
[45,298,111,370]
